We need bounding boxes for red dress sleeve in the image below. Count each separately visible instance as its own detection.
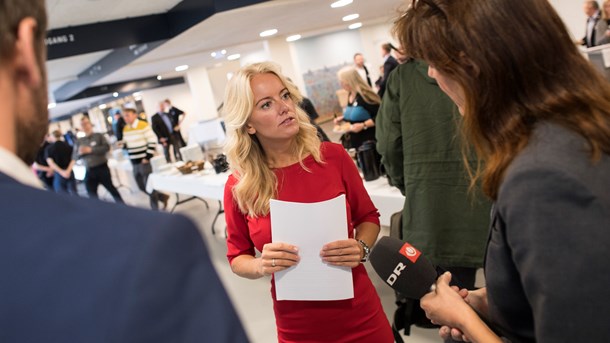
[224,174,256,264]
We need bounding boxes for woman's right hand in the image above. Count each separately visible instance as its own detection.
[438,287,489,342]
[259,242,300,276]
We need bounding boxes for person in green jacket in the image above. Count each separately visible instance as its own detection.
[376,59,490,290]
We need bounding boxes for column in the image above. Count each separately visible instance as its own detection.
[185,66,219,121]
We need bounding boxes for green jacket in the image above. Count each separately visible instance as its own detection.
[376,60,491,268]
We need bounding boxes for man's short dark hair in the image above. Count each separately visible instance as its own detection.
[0,0,47,62]
[353,53,363,59]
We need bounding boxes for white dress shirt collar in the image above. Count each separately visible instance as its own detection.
[129,118,140,129]
[0,146,43,189]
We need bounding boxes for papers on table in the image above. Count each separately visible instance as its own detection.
[270,194,353,301]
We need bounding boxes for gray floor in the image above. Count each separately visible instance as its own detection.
[108,189,443,343]
[96,122,447,342]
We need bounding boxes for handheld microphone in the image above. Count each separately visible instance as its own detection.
[369,236,437,299]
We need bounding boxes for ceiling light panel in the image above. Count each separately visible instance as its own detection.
[342,14,359,21]
[260,29,278,37]
[331,0,353,8]
[286,34,302,42]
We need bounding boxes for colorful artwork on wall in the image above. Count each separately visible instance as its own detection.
[302,63,350,121]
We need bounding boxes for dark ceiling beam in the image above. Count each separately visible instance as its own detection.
[46,14,171,60]
[53,40,166,102]
[48,0,269,105]
[46,0,270,61]
[66,76,185,101]
[50,76,186,123]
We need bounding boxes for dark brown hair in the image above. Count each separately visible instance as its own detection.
[394,0,610,199]
[0,0,47,63]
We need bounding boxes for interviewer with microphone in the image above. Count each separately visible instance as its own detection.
[392,0,610,342]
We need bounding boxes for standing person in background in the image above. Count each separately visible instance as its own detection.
[397,0,610,342]
[111,108,126,141]
[32,135,54,189]
[374,65,384,93]
[0,2,248,341]
[151,102,175,162]
[45,130,77,195]
[376,58,491,337]
[122,107,169,210]
[72,116,124,203]
[353,53,372,87]
[223,61,393,342]
[377,42,399,98]
[579,1,608,47]
[162,99,186,160]
[300,96,330,142]
[334,67,381,151]
[600,0,610,42]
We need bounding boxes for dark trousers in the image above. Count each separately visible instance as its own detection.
[37,171,54,190]
[161,132,186,162]
[171,132,185,160]
[132,162,167,210]
[85,164,124,204]
[53,172,77,195]
[444,266,477,289]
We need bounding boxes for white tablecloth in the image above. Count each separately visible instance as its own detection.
[146,168,403,227]
[146,169,229,201]
[361,177,405,227]
[107,158,138,191]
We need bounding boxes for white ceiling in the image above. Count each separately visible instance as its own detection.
[45,0,404,119]
[46,0,183,30]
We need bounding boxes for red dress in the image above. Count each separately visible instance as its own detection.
[225,142,393,343]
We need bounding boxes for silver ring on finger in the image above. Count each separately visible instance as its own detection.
[272,258,276,267]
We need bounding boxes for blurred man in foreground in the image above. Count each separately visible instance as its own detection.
[0,1,248,342]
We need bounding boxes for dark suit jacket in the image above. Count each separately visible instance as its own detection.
[167,106,186,145]
[0,173,249,343]
[151,112,172,142]
[378,55,399,98]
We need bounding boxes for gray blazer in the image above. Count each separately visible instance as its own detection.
[584,14,609,47]
[485,122,610,342]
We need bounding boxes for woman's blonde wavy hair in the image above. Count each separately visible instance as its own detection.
[337,66,381,105]
[223,62,323,217]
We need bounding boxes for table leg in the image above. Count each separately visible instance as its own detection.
[169,193,209,213]
[211,200,225,235]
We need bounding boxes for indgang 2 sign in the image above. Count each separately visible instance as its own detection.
[45,34,75,46]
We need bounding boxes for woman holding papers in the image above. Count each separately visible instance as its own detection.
[396,0,610,342]
[223,62,393,342]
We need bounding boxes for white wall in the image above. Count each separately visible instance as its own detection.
[239,49,270,66]
[291,22,395,83]
[358,22,396,84]
[294,30,363,73]
[550,0,586,40]
[207,60,242,110]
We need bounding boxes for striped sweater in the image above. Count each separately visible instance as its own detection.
[123,119,157,164]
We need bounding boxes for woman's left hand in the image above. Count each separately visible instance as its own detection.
[350,123,364,133]
[320,238,362,268]
[421,272,475,329]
